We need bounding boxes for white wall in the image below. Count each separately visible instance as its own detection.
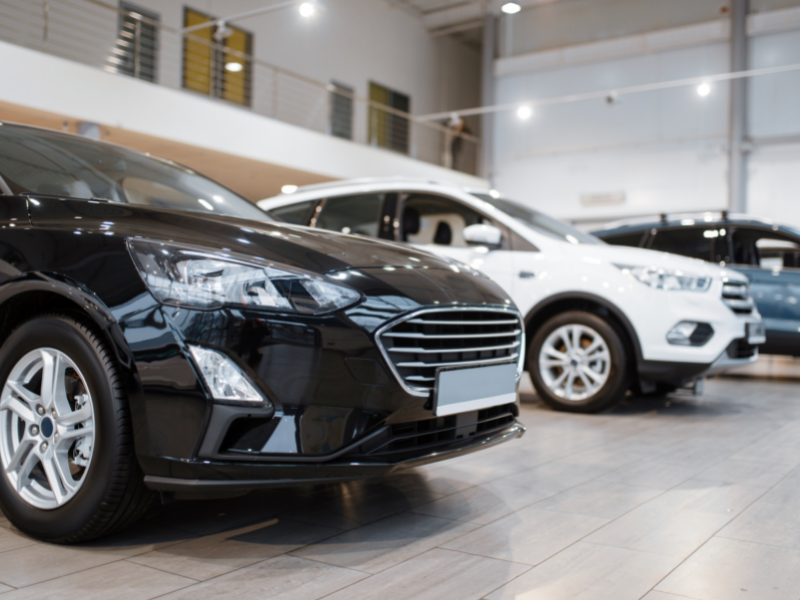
[492,2,800,228]
[0,0,480,122]
[0,40,487,188]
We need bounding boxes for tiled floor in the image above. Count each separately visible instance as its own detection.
[1,376,800,599]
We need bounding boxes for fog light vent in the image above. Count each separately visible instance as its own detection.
[666,322,714,346]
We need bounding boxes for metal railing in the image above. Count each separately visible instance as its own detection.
[0,0,480,175]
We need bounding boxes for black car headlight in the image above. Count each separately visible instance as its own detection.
[128,238,362,314]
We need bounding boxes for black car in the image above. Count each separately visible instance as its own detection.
[594,212,800,356]
[0,123,525,543]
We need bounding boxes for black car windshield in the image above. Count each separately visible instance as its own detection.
[471,192,602,245]
[0,124,271,221]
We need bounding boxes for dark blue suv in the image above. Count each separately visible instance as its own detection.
[594,213,800,356]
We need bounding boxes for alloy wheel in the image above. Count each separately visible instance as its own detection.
[0,348,95,509]
[538,324,611,401]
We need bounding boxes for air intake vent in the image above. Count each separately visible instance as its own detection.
[722,281,754,315]
[377,308,523,396]
[351,404,518,460]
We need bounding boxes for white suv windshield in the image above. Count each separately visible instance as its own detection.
[471,193,603,245]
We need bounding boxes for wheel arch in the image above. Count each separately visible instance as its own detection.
[523,292,643,366]
[0,275,147,453]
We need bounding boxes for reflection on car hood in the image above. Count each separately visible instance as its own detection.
[564,243,748,282]
[28,198,468,275]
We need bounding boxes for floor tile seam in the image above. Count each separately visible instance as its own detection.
[713,533,800,552]
[441,503,617,570]
[430,545,539,569]
[409,488,562,527]
[280,552,376,575]
[637,589,702,600]
[0,540,39,559]
[577,539,688,559]
[122,558,206,582]
[639,465,789,598]
[0,554,131,591]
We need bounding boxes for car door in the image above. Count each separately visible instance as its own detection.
[396,193,518,299]
[729,227,800,353]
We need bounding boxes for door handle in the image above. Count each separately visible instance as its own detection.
[518,271,535,279]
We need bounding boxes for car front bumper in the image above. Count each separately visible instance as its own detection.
[141,420,526,495]
[116,265,525,490]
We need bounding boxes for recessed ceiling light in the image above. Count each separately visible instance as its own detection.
[299,3,316,17]
[516,105,533,120]
[225,62,243,73]
[697,82,711,97]
[282,184,299,194]
[501,2,521,14]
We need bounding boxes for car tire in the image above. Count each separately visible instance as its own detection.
[528,311,630,413]
[0,314,152,543]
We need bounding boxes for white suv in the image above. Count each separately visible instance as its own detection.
[258,179,765,413]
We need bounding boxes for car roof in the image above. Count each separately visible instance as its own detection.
[259,178,495,207]
[593,211,789,236]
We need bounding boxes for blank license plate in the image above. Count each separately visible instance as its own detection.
[435,362,518,417]
[747,322,766,345]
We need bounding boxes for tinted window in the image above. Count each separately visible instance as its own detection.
[0,125,270,221]
[471,193,601,245]
[269,200,315,225]
[314,194,383,236]
[650,228,713,261]
[602,231,645,247]
[402,195,483,247]
[732,228,800,269]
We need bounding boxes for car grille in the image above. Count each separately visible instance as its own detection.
[722,281,754,315]
[727,338,758,359]
[377,308,523,395]
[351,404,518,460]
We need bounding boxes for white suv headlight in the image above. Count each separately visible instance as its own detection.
[128,238,362,314]
[615,264,711,292]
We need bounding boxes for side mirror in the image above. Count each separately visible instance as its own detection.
[463,223,503,249]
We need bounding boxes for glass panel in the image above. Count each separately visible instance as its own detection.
[368,82,410,154]
[650,228,713,261]
[732,229,800,269]
[270,200,315,225]
[183,8,213,96]
[471,193,601,245]
[602,232,645,247]
[113,3,159,83]
[315,194,383,236]
[0,125,270,222]
[402,195,482,247]
[222,26,251,106]
[330,82,354,140]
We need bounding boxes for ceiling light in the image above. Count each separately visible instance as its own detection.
[516,105,533,120]
[299,3,316,17]
[697,82,711,97]
[225,62,243,73]
[282,184,299,194]
[489,190,500,198]
[501,2,521,14]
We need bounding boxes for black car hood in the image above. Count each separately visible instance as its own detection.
[27,197,467,274]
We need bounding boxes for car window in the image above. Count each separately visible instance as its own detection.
[0,124,271,221]
[314,194,383,236]
[269,200,316,225]
[732,228,800,269]
[471,193,601,245]
[649,227,714,261]
[602,231,645,247]
[401,195,483,247]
